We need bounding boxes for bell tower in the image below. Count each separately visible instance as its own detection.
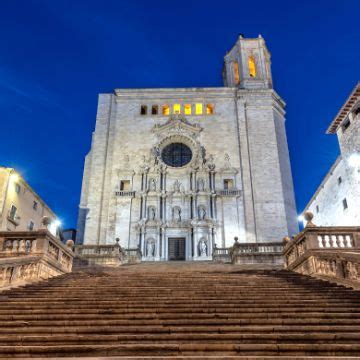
[223,34,273,89]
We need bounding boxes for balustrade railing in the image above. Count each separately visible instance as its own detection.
[115,191,135,197]
[216,189,241,196]
[0,230,74,289]
[284,224,360,288]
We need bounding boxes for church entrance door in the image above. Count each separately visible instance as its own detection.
[168,238,186,260]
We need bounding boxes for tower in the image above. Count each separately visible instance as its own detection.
[223,34,273,89]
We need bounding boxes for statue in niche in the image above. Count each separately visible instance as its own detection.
[197,178,205,191]
[198,239,207,257]
[207,154,215,170]
[149,178,157,191]
[172,207,181,222]
[173,179,182,193]
[146,240,155,257]
[224,153,231,169]
[198,206,206,220]
[148,207,156,221]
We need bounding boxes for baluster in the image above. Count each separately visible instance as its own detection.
[335,235,341,247]
[19,240,25,253]
[338,235,345,247]
[345,235,352,248]
[12,240,19,253]
[317,235,324,248]
[324,235,330,248]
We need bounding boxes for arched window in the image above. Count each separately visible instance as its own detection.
[151,105,158,115]
[195,103,203,115]
[162,105,170,115]
[184,104,192,115]
[233,62,240,84]
[173,104,181,114]
[140,105,147,115]
[206,104,214,115]
[248,56,256,78]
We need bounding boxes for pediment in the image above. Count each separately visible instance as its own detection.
[152,114,202,138]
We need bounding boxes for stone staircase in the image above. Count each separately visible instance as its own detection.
[0,262,359,358]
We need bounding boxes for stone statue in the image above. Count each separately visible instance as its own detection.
[148,207,156,221]
[149,178,156,191]
[198,206,206,220]
[199,239,207,257]
[207,154,215,170]
[224,153,231,168]
[197,178,205,191]
[173,207,181,222]
[173,180,182,192]
[146,240,155,257]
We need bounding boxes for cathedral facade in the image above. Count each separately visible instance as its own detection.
[76,35,298,261]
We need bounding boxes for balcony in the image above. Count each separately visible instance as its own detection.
[216,189,241,196]
[115,191,135,197]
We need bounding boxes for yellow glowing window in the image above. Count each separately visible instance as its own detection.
[195,103,203,115]
[233,62,240,84]
[184,104,192,115]
[162,105,170,115]
[173,104,181,114]
[248,56,256,77]
[206,104,214,115]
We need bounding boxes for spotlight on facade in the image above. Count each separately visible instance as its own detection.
[348,153,360,168]
[10,173,19,182]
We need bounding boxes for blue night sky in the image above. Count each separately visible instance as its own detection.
[0,0,359,229]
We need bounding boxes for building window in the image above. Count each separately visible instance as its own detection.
[161,143,192,168]
[9,205,17,220]
[342,118,351,132]
[354,107,360,116]
[151,105,158,115]
[120,180,131,191]
[33,201,38,210]
[206,104,214,115]
[338,176,342,185]
[316,205,319,213]
[342,198,348,210]
[184,104,192,115]
[140,105,147,115]
[233,62,240,84]
[28,221,35,231]
[14,183,20,194]
[195,103,203,115]
[162,105,170,116]
[248,56,257,77]
[223,179,234,190]
[173,104,181,114]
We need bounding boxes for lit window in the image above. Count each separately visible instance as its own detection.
[206,104,214,115]
[140,105,147,115]
[233,62,240,84]
[162,105,170,115]
[195,103,203,115]
[173,104,181,114]
[151,105,158,115]
[223,179,234,190]
[14,183,20,194]
[184,104,192,115]
[248,56,256,77]
[342,198,348,210]
[28,221,34,231]
[120,180,131,191]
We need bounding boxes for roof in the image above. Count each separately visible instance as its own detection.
[327,82,360,134]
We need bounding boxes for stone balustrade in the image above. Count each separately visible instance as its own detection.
[74,241,142,267]
[115,191,136,197]
[216,189,242,196]
[212,247,231,263]
[0,230,74,289]
[284,221,360,289]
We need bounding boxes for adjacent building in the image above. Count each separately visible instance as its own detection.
[305,83,360,226]
[77,35,298,260]
[0,167,59,233]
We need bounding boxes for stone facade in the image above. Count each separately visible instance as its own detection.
[305,83,360,226]
[0,167,58,234]
[77,35,298,260]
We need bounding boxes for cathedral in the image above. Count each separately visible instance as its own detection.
[76,35,298,261]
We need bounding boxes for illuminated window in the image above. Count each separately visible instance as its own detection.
[184,104,192,115]
[140,105,147,115]
[151,105,158,115]
[248,56,256,77]
[206,104,214,115]
[233,62,240,84]
[162,105,170,115]
[120,180,131,191]
[173,104,181,114]
[195,103,203,115]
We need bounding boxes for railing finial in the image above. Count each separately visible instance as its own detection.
[304,211,316,228]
